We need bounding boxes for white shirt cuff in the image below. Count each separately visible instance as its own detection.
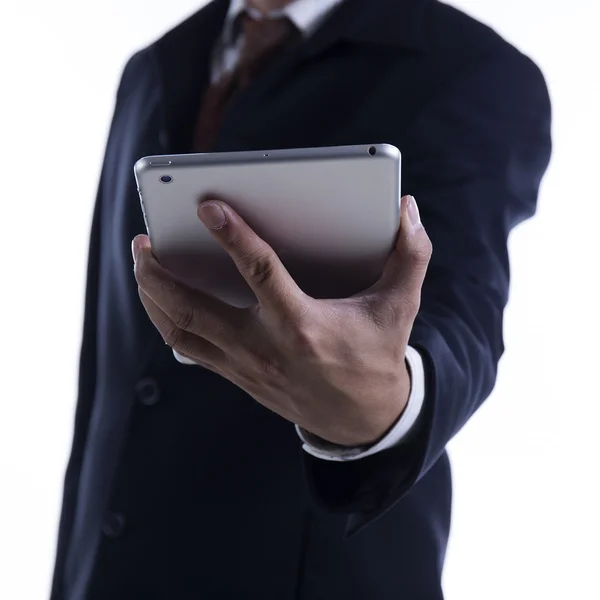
[296,345,426,462]
[173,349,197,365]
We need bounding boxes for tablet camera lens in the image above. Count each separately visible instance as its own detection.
[368,146,377,156]
[160,175,173,184]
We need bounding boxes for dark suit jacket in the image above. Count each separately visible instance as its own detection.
[50,0,552,598]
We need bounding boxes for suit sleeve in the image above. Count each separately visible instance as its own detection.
[301,50,552,538]
[49,52,143,600]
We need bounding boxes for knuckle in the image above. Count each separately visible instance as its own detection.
[163,325,182,348]
[288,317,323,356]
[172,302,195,331]
[257,355,281,377]
[251,301,319,356]
[243,349,284,381]
[239,250,278,286]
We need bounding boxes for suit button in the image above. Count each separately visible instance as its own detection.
[135,377,160,406]
[102,512,126,538]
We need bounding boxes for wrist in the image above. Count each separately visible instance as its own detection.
[360,361,411,446]
[312,361,412,448]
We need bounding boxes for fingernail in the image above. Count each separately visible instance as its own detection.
[199,202,227,230]
[131,235,148,262]
[406,195,421,229]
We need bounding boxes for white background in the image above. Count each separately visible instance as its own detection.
[1,0,598,598]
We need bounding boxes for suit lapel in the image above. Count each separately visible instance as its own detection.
[209,1,361,151]
[150,0,430,154]
[211,0,430,152]
[151,0,231,154]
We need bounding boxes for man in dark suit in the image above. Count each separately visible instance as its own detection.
[50,0,552,598]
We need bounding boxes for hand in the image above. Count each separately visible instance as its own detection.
[132,195,432,447]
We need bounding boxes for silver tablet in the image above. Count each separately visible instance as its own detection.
[134,144,401,307]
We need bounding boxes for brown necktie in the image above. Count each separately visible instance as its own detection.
[193,12,300,152]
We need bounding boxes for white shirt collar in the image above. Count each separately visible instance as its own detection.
[224,0,345,42]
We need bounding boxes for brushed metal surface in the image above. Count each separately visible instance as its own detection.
[134,144,401,307]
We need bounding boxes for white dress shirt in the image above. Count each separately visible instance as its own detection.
[173,0,426,461]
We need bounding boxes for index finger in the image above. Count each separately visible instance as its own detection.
[197,200,308,314]
[133,235,245,351]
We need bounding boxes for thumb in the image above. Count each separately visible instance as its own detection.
[365,195,432,311]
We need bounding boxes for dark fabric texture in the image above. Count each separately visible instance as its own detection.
[50,0,552,598]
[193,11,301,151]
